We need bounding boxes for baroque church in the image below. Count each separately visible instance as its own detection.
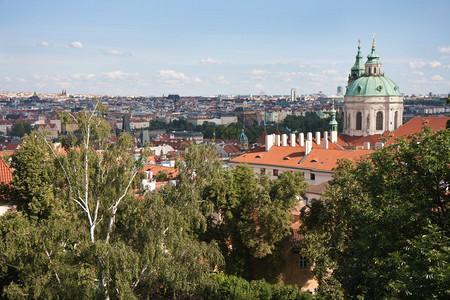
[343,36,403,137]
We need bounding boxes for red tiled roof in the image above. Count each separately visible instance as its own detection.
[386,116,449,144]
[143,164,179,179]
[231,143,372,172]
[0,159,13,184]
[223,145,240,154]
[340,134,382,148]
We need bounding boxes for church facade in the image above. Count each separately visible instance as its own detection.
[343,37,403,137]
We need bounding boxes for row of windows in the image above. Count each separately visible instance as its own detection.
[260,168,316,181]
[351,111,399,131]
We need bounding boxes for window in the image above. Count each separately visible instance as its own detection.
[310,173,315,181]
[260,168,266,175]
[356,112,362,130]
[299,256,308,268]
[394,111,398,129]
[376,111,383,130]
[273,169,278,176]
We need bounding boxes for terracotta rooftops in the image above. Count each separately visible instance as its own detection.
[0,159,12,184]
[231,144,372,172]
[386,116,449,144]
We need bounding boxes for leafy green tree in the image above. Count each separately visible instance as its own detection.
[1,105,222,299]
[203,273,313,300]
[299,128,450,299]
[202,163,306,278]
[9,121,32,137]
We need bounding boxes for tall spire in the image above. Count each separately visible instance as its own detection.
[348,40,365,86]
[329,99,338,132]
[367,33,380,64]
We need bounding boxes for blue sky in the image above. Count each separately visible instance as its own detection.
[1,0,449,96]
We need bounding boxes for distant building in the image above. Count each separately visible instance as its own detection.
[122,113,131,133]
[290,88,297,102]
[343,37,403,137]
[336,86,344,96]
[167,94,180,102]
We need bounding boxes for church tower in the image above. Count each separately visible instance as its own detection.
[343,35,403,137]
[347,40,365,87]
[238,128,249,151]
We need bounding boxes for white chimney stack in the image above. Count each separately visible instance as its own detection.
[307,132,312,142]
[276,134,281,146]
[331,130,338,143]
[299,133,305,147]
[375,142,384,150]
[265,134,273,151]
[282,134,287,146]
[315,132,321,145]
[305,140,312,155]
[290,133,296,147]
[322,132,329,149]
[363,141,371,150]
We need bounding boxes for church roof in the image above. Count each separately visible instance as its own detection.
[345,75,401,97]
[238,129,248,143]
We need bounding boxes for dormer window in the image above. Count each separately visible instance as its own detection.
[357,86,362,93]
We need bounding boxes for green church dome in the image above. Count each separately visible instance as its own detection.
[345,75,401,97]
[238,129,248,143]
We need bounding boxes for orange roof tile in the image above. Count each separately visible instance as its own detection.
[231,143,372,172]
[386,116,449,144]
[0,159,13,184]
[143,164,179,179]
[340,134,382,148]
[300,148,372,171]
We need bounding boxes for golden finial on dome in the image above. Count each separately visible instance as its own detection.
[372,33,376,47]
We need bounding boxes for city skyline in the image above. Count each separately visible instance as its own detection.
[1,0,449,96]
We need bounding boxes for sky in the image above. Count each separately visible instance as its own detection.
[1,0,449,96]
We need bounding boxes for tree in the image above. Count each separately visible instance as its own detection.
[299,128,450,299]
[9,121,32,137]
[1,105,222,299]
[203,163,307,278]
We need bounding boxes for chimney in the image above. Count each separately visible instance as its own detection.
[305,139,312,155]
[307,132,313,142]
[322,132,329,149]
[375,142,384,150]
[282,134,287,146]
[290,133,296,147]
[363,141,371,150]
[315,132,321,145]
[276,134,281,146]
[331,130,337,143]
[265,134,273,151]
[299,133,305,147]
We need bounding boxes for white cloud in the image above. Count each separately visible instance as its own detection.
[4,76,26,83]
[409,61,427,69]
[192,77,202,83]
[101,70,138,80]
[200,57,221,64]
[101,49,131,56]
[429,60,442,68]
[158,70,189,81]
[254,83,264,90]
[438,46,450,54]
[412,71,424,76]
[216,76,230,85]
[247,69,271,75]
[71,73,96,80]
[431,75,444,81]
[37,41,50,47]
[69,41,83,49]
[322,69,338,75]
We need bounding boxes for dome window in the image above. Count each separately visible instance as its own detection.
[357,86,362,93]
[376,85,383,91]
